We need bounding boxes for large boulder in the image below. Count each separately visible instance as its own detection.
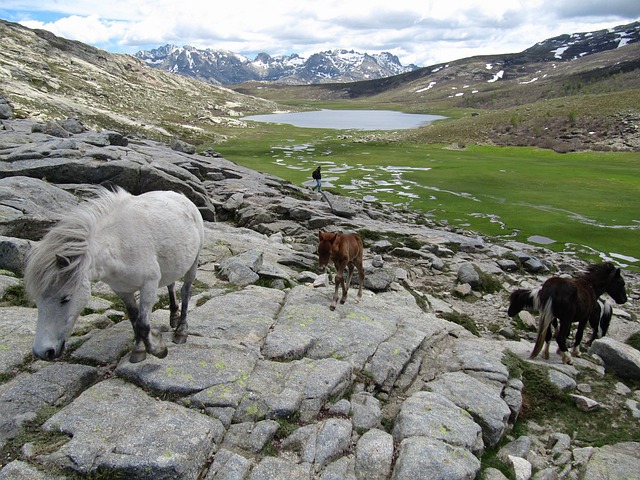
[582,442,640,480]
[0,176,79,240]
[425,371,512,447]
[589,337,640,380]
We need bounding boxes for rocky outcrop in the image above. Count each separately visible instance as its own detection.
[0,118,638,479]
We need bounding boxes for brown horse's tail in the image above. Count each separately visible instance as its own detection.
[530,299,554,359]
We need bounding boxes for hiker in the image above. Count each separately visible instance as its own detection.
[312,166,322,192]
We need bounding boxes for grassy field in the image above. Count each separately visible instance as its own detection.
[209,119,640,269]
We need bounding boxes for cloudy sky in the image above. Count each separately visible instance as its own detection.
[1,1,639,66]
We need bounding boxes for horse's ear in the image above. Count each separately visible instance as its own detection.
[614,267,621,278]
[319,231,336,242]
[56,254,71,269]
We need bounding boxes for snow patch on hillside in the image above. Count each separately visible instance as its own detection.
[416,82,437,93]
[488,70,504,83]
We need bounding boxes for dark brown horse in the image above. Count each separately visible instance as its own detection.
[508,288,614,360]
[317,231,365,310]
[510,262,626,364]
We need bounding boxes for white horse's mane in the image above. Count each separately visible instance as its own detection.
[24,187,131,298]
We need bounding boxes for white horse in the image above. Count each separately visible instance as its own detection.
[24,188,205,363]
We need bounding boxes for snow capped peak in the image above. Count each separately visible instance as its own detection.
[135,46,419,85]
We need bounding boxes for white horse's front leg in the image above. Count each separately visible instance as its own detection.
[128,285,167,362]
[118,292,146,363]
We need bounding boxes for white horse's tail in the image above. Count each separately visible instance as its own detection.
[530,299,554,359]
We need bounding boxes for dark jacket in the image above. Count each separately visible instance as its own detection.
[312,167,322,180]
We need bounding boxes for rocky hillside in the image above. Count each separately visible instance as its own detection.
[0,19,278,142]
[0,112,639,479]
[135,46,419,85]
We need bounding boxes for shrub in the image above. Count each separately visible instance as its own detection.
[440,311,480,336]
[0,284,33,308]
[627,331,640,351]
[568,110,578,125]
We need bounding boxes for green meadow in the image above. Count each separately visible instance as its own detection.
[211,122,640,270]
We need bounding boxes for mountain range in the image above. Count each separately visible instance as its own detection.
[134,46,419,85]
[136,22,640,86]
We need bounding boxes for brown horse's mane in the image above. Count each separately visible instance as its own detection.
[578,262,617,294]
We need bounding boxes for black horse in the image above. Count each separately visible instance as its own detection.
[509,287,614,359]
[508,262,626,364]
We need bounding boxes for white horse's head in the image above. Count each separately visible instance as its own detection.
[32,273,91,360]
[29,254,92,360]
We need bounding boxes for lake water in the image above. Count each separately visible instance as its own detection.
[243,109,447,131]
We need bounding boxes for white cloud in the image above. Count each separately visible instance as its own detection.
[2,0,638,66]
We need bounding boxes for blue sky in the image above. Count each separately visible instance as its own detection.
[1,1,639,66]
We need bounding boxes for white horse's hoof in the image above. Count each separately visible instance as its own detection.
[173,332,188,344]
[148,329,168,358]
[152,346,168,359]
[129,350,147,363]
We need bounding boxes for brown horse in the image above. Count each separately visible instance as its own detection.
[522,262,626,364]
[317,232,365,310]
[508,288,614,360]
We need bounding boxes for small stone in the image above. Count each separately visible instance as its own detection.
[614,382,631,395]
[572,446,595,468]
[519,311,537,330]
[507,455,532,480]
[314,273,329,288]
[328,399,351,416]
[455,283,473,297]
[569,394,600,412]
[576,383,592,394]
[625,399,640,418]
[499,327,516,339]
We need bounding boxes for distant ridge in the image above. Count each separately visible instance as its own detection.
[134,46,419,85]
[135,22,640,86]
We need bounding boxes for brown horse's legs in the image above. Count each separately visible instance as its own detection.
[542,325,553,359]
[340,264,355,304]
[573,312,597,357]
[331,270,344,310]
[556,318,573,364]
[572,321,586,358]
[355,259,364,303]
